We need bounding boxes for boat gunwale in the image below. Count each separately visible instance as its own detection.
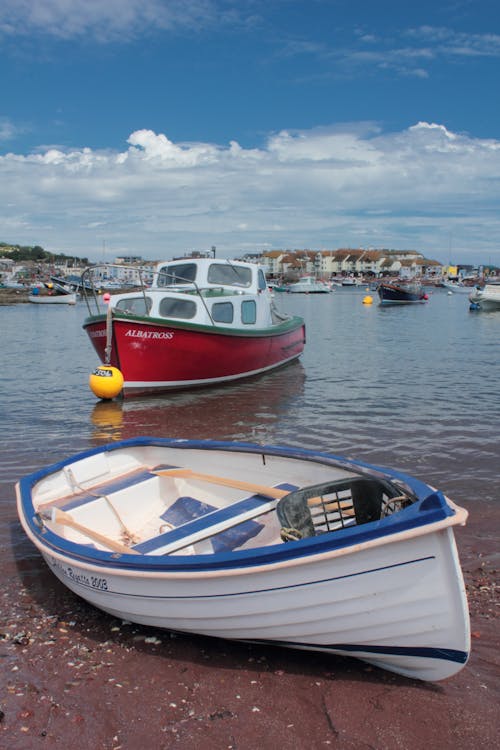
[16,437,467,577]
[82,310,306,339]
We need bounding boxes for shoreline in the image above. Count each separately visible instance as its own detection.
[1,497,498,749]
[0,288,30,304]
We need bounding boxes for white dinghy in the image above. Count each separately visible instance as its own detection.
[16,437,470,681]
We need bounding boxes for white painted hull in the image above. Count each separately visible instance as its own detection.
[288,284,330,293]
[469,285,500,310]
[29,293,77,304]
[40,525,467,681]
[442,282,474,294]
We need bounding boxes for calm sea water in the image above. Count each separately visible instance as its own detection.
[1,288,499,566]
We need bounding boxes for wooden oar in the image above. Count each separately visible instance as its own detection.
[153,468,290,499]
[46,508,139,555]
[152,468,353,511]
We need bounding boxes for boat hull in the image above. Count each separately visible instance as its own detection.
[39,525,466,681]
[16,438,470,681]
[29,293,77,304]
[442,282,474,294]
[288,286,330,294]
[378,284,426,305]
[84,316,306,396]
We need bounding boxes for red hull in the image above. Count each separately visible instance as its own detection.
[85,317,306,396]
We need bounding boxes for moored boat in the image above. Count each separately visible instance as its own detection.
[442,280,475,294]
[82,258,305,397]
[16,436,470,682]
[28,282,77,304]
[468,283,500,311]
[287,276,331,293]
[341,276,358,287]
[378,281,427,305]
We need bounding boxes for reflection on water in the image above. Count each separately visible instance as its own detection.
[90,362,306,445]
[1,290,499,564]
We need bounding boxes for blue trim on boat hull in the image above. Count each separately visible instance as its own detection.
[247,640,469,666]
[19,436,457,573]
[45,553,468,670]
[48,555,435,599]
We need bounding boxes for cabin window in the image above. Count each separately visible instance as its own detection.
[208,264,252,288]
[258,269,267,292]
[241,300,256,324]
[212,301,234,323]
[156,263,197,287]
[115,297,152,315]
[159,297,197,319]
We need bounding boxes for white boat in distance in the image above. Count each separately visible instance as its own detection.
[288,276,331,293]
[28,291,77,304]
[469,283,500,311]
[28,280,78,304]
[16,437,470,682]
[341,276,359,286]
[442,280,476,294]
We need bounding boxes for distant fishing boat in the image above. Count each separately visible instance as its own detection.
[378,281,427,305]
[441,280,475,294]
[287,276,331,293]
[341,276,358,287]
[28,281,77,305]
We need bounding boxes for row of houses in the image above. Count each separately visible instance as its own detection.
[244,248,444,280]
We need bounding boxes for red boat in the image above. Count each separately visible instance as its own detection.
[83,258,306,397]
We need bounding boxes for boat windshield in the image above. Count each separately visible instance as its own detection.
[157,263,197,287]
[207,264,252,288]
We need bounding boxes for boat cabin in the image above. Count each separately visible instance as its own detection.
[153,258,268,295]
[106,258,278,329]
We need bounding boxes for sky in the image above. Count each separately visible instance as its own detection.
[1,0,500,265]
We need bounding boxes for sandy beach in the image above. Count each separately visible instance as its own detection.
[1,496,498,750]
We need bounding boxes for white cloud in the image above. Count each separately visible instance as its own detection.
[287,24,500,80]
[407,26,500,59]
[0,116,25,142]
[1,122,499,263]
[0,0,218,41]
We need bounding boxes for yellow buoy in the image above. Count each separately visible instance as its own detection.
[363,295,373,305]
[89,365,124,400]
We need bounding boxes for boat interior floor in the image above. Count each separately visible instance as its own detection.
[36,466,411,556]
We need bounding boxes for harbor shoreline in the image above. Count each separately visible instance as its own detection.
[0,288,30,304]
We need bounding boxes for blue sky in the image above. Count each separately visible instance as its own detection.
[1,0,500,264]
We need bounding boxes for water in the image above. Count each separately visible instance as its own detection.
[1,288,499,568]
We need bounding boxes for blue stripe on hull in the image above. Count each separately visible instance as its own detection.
[51,554,436,599]
[19,436,457,572]
[249,640,468,665]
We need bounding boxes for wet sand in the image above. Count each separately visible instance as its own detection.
[1,499,498,750]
